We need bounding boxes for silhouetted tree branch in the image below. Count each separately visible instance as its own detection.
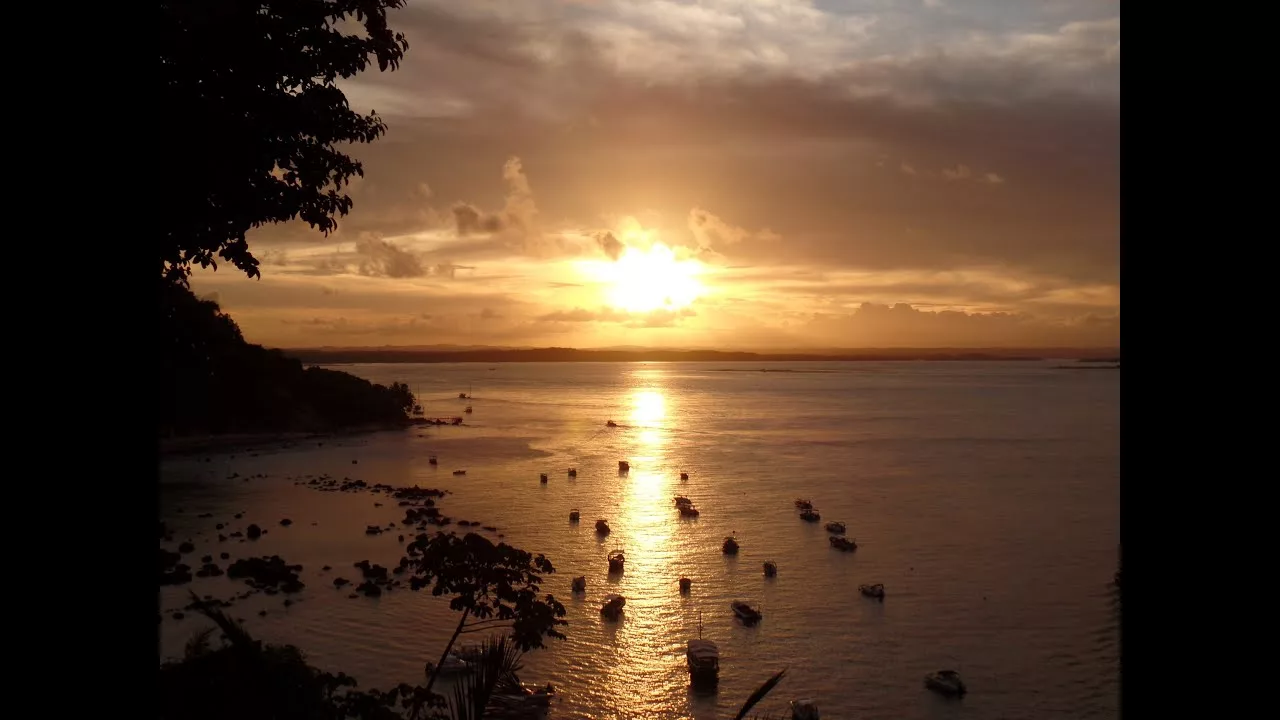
[158,0,409,285]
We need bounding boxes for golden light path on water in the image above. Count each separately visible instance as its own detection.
[604,373,682,712]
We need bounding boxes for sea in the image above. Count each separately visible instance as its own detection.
[158,360,1120,720]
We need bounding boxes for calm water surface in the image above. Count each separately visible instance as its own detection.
[159,361,1120,719]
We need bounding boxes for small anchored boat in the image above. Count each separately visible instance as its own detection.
[596,519,611,535]
[567,468,578,477]
[829,536,857,552]
[608,550,626,573]
[539,473,548,483]
[924,669,967,697]
[618,460,630,473]
[824,521,846,534]
[763,561,777,577]
[464,405,472,414]
[799,508,821,522]
[571,576,586,593]
[674,496,692,507]
[794,498,813,510]
[428,455,438,465]
[452,470,467,476]
[686,638,719,686]
[679,505,700,517]
[425,653,471,676]
[790,700,820,720]
[679,577,692,593]
[600,593,626,620]
[569,509,580,522]
[731,600,762,625]
[859,583,885,601]
[680,472,689,480]
[722,536,739,554]
[606,420,618,427]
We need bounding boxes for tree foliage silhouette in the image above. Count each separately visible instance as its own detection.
[158,0,409,285]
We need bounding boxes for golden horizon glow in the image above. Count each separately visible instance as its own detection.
[584,236,706,313]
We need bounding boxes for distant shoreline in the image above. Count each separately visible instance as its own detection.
[159,418,436,458]
[283,347,1119,365]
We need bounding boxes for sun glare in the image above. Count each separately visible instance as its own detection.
[589,241,704,313]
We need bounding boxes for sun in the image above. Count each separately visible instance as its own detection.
[591,241,704,313]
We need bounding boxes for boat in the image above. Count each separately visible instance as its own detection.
[464,405,473,414]
[600,593,626,619]
[571,576,586,593]
[595,519,611,534]
[458,392,468,399]
[452,470,467,476]
[722,536,739,554]
[686,638,720,686]
[618,460,630,473]
[489,679,555,710]
[424,653,471,676]
[924,669,967,697]
[679,505,700,517]
[679,577,692,593]
[567,468,578,477]
[606,420,618,427]
[680,472,689,480]
[608,550,625,573]
[763,561,777,577]
[428,455,438,465]
[829,536,857,552]
[858,583,885,600]
[824,521,846,534]
[731,600,762,625]
[790,700,820,720]
[674,496,692,507]
[800,508,820,522]
[794,498,813,510]
[569,509,580,522]
[539,473,548,483]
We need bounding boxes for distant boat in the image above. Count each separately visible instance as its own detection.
[680,472,689,481]
[679,505,700,517]
[464,405,473,414]
[571,576,586,593]
[763,561,777,577]
[428,455,438,465]
[452,470,467,476]
[824,521,845,534]
[539,473,548,484]
[722,536,739,554]
[791,700,820,720]
[731,601,761,625]
[618,460,630,473]
[569,509,580,522]
[859,583,885,601]
[596,519,611,535]
[829,536,857,552]
[600,593,626,620]
[686,638,719,686]
[924,670,967,697]
[674,496,692,507]
[606,420,618,427]
[568,468,578,478]
[608,550,625,573]
[799,508,821,522]
[679,577,692,593]
[794,498,813,510]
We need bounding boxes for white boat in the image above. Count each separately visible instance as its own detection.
[924,669,967,697]
[600,593,626,619]
[686,638,719,685]
[791,699,820,719]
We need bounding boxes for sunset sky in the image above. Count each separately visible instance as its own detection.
[190,0,1120,350]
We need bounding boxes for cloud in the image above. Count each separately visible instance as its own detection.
[354,233,426,278]
[595,231,624,260]
[538,306,697,328]
[802,302,1118,348]
[942,164,973,181]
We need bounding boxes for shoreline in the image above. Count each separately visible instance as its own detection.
[159,418,436,458]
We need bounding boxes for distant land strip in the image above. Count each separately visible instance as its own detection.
[282,347,1121,365]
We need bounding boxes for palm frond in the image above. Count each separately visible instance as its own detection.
[184,626,217,659]
[733,668,788,720]
[446,635,525,720]
[186,590,255,648]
